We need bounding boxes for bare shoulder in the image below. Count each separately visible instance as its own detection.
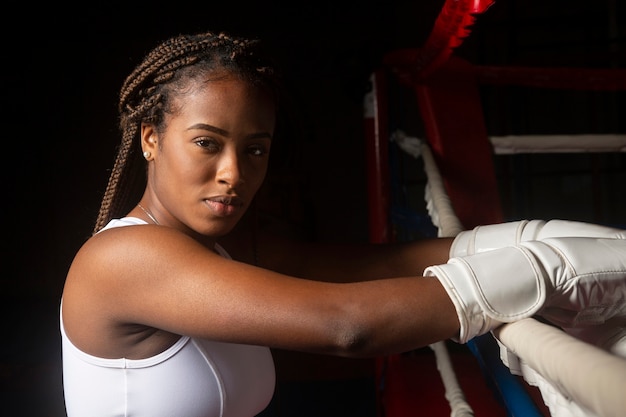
[77,224,211,261]
[61,225,227,358]
[64,225,215,296]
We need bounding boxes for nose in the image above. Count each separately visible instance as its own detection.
[216,148,244,189]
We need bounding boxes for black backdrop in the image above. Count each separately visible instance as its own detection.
[4,2,625,416]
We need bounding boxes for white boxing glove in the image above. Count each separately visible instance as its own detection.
[450,219,626,258]
[425,237,626,343]
[564,317,626,358]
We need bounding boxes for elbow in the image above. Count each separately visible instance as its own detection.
[327,307,377,357]
[333,327,370,357]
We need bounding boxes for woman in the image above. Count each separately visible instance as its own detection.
[60,30,626,416]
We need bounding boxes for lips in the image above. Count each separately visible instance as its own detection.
[207,195,244,206]
[204,195,245,216]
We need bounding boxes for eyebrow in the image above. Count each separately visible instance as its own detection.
[187,123,273,140]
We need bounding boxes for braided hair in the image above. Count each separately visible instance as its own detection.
[93,31,281,234]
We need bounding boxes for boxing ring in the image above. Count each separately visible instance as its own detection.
[422,136,624,417]
[362,1,626,415]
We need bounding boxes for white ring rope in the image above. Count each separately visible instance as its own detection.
[492,319,626,417]
[422,141,474,417]
[392,130,626,417]
[420,143,465,238]
[429,340,476,417]
[490,134,626,154]
[392,131,473,416]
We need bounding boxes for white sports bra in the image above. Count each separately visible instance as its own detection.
[61,217,275,417]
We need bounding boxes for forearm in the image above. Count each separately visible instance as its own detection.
[257,235,454,282]
[324,275,460,356]
[365,275,460,353]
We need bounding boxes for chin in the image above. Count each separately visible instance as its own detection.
[205,222,238,238]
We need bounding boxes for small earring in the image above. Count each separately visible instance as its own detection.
[143,151,151,160]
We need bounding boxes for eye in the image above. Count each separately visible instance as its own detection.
[247,144,269,157]
[195,138,221,153]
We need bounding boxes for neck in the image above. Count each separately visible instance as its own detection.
[137,203,159,225]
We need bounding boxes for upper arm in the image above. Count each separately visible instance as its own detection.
[62,226,352,352]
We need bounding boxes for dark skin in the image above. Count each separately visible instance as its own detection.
[61,73,459,362]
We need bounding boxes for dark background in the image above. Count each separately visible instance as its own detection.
[3,1,625,416]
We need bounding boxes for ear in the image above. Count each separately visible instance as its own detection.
[140,123,158,159]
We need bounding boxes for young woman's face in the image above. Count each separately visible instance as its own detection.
[144,75,276,238]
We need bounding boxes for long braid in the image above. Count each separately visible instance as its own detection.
[93,31,280,234]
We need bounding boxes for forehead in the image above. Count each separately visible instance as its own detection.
[175,71,273,105]
[168,76,276,131]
